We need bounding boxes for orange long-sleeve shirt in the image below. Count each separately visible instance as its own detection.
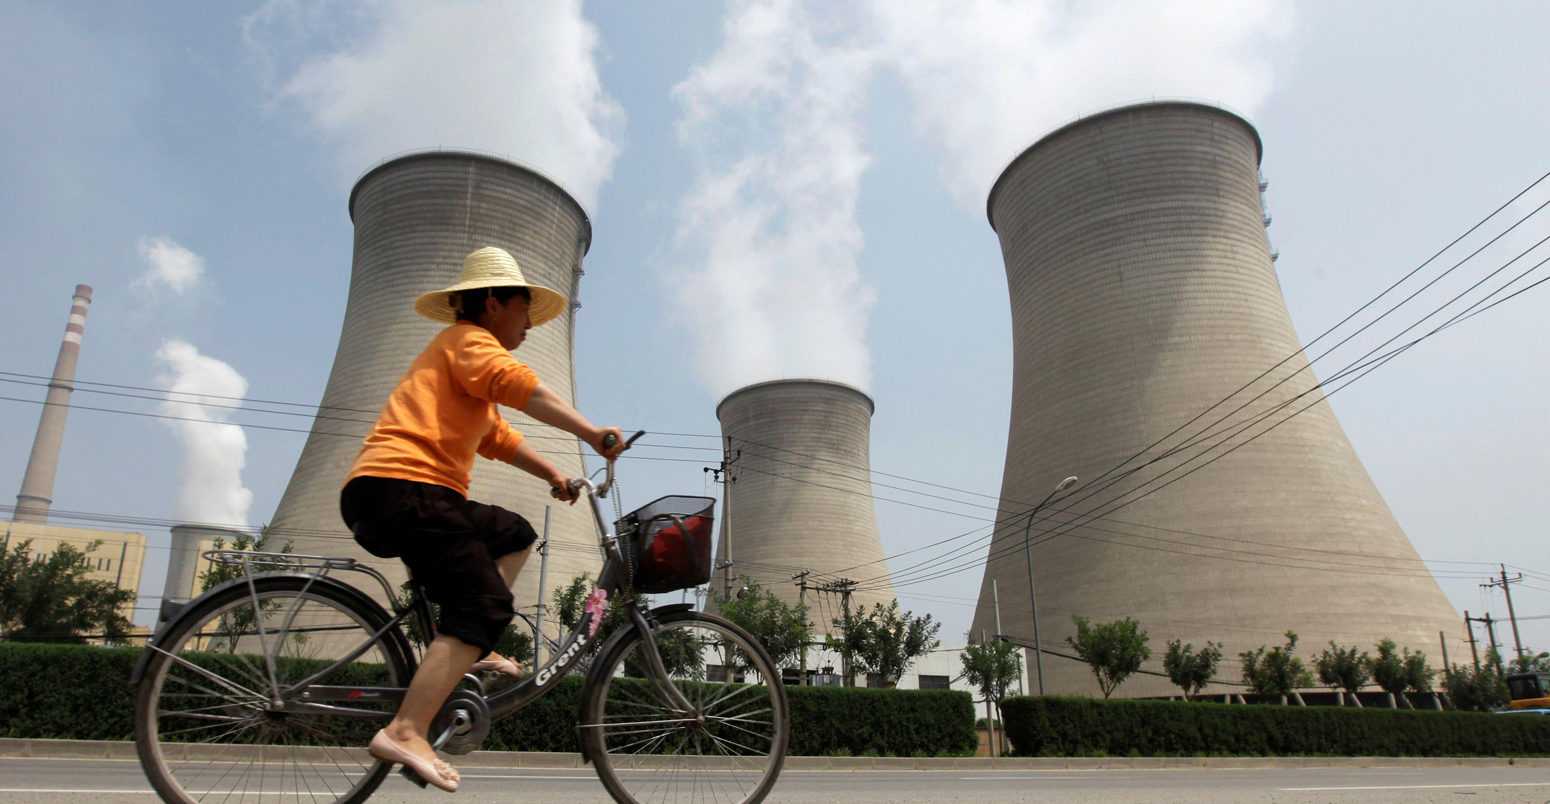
[347,322,540,497]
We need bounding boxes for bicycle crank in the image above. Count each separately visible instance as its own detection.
[430,689,491,755]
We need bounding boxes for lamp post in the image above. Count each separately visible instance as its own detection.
[1023,475,1077,695]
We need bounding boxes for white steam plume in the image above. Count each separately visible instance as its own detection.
[243,0,623,209]
[673,1,880,396]
[866,0,1295,207]
[156,340,253,529]
[134,236,204,295]
[672,0,1290,395]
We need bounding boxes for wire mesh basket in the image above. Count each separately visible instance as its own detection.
[614,495,716,594]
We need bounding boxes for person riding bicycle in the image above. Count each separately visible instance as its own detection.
[339,246,624,792]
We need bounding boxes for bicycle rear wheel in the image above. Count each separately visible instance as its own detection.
[582,609,789,804]
[134,574,413,804]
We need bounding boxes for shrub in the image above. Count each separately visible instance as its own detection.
[999,695,1550,757]
[1,642,976,756]
[786,685,975,757]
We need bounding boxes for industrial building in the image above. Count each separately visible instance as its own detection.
[714,379,896,636]
[970,101,1463,697]
[266,151,601,651]
[0,520,145,625]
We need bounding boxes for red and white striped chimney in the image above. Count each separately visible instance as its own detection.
[14,284,92,524]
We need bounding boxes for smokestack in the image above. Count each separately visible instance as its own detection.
[14,284,92,524]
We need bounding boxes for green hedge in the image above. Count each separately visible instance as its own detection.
[786,685,977,757]
[0,642,138,740]
[0,643,975,756]
[1001,696,1550,757]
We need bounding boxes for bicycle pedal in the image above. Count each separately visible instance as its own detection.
[400,767,430,788]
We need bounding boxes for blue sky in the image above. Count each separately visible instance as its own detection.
[2,1,1547,657]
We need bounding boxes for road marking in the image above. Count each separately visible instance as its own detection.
[1283,782,1550,791]
[458,773,594,779]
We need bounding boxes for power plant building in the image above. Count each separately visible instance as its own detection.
[715,379,895,635]
[266,152,600,645]
[971,101,1462,697]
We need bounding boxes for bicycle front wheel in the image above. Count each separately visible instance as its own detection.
[582,609,789,804]
[134,575,413,804]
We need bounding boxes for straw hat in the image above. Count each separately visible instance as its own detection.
[414,247,568,326]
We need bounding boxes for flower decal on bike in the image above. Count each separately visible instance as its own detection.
[584,588,608,637]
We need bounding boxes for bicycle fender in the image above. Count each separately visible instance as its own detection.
[129,572,408,685]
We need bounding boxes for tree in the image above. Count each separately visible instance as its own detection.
[1442,649,1511,711]
[1367,637,1431,707]
[827,599,941,687]
[1066,615,1150,698]
[1239,630,1312,699]
[0,538,134,644]
[1509,651,1550,673]
[196,526,302,654]
[961,634,1022,706]
[1163,639,1222,701]
[709,576,813,676]
[1314,641,1370,704]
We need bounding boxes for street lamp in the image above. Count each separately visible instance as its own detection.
[1023,475,1077,696]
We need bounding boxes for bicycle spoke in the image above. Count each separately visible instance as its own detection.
[588,612,787,804]
[137,579,405,804]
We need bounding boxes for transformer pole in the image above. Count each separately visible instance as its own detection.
[1464,611,1480,668]
[793,569,811,685]
[1483,564,1525,659]
[533,507,551,665]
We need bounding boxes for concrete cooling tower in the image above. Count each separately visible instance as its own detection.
[268,151,599,639]
[715,379,895,635]
[970,102,1462,697]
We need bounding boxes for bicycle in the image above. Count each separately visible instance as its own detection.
[131,431,790,803]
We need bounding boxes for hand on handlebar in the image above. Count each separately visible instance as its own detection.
[593,427,627,460]
[548,476,583,505]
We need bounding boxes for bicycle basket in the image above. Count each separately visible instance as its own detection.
[614,495,716,594]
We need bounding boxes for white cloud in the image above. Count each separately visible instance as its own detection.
[673,1,880,395]
[134,236,205,294]
[244,0,623,209]
[156,340,253,529]
[866,0,1295,207]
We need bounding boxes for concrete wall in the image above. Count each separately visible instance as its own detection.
[972,102,1463,697]
[714,379,895,634]
[266,152,600,647]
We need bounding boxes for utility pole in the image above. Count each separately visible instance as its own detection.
[1482,564,1526,659]
[793,570,811,686]
[533,507,552,665]
[1463,613,1475,669]
[707,439,740,600]
[818,578,857,686]
[993,579,1023,697]
[1483,613,1502,670]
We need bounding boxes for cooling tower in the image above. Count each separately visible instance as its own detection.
[267,152,599,632]
[163,523,247,606]
[14,284,91,524]
[971,102,1462,697]
[714,379,895,635]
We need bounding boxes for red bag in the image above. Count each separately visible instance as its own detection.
[617,496,716,594]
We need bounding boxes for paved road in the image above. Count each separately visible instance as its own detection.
[3,757,1550,803]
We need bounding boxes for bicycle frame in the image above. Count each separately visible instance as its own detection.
[139,468,696,734]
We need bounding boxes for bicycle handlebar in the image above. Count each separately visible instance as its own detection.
[551,430,644,501]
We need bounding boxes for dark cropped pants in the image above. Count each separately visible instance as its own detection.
[340,476,538,654]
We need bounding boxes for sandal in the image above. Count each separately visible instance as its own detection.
[471,654,526,679]
[368,729,459,792]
